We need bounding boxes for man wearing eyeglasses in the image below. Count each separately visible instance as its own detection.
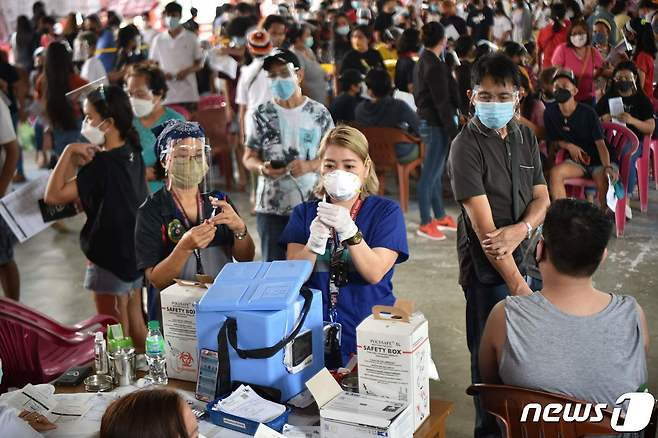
[448,53,550,438]
[242,49,334,261]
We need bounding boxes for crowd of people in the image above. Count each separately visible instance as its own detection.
[0,0,654,437]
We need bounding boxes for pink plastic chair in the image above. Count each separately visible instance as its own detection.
[198,94,227,111]
[0,315,99,393]
[167,104,192,120]
[555,122,639,237]
[636,136,652,213]
[0,298,116,339]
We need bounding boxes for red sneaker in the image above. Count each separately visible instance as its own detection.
[417,223,447,240]
[433,215,457,231]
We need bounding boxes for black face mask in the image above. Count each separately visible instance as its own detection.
[616,80,635,94]
[554,88,572,103]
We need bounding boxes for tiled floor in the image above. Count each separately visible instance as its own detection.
[12,170,658,437]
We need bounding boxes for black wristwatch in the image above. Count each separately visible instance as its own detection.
[343,230,363,246]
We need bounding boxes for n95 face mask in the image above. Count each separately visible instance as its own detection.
[323,169,362,201]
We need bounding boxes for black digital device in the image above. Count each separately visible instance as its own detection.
[270,160,288,169]
[54,365,93,386]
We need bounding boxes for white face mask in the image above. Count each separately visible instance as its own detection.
[82,119,107,145]
[130,97,155,118]
[323,169,362,201]
[570,34,587,48]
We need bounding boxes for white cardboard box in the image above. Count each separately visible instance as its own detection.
[305,368,413,438]
[356,304,430,431]
[161,280,208,381]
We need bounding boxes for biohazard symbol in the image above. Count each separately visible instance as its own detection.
[179,351,194,368]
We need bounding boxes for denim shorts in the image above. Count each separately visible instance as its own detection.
[84,262,142,295]
[564,159,619,178]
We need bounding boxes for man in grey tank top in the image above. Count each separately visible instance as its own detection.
[479,199,650,436]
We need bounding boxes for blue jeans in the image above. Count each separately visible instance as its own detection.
[256,213,289,262]
[464,275,542,438]
[622,141,642,195]
[417,121,449,225]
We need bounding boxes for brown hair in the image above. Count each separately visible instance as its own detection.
[126,61,169,99]
[314,125,379,199]
[100,389,190,438]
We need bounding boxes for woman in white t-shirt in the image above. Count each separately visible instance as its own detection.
[492,1,513,46]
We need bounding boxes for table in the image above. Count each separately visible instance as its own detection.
[56,376,454,437]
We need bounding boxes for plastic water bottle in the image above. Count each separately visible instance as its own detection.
[93,332,108,375]
[145,320,168,385]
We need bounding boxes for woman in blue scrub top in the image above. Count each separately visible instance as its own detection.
[126,62,185,193]
[280,125,409,366]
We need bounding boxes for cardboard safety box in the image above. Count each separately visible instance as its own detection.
[356,301,430,431]
[306,368,413,438]
[161,279,208,381]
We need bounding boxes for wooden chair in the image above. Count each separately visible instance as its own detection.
[351,124,425,212]
[467,384,658,438]
[191,107,233,190]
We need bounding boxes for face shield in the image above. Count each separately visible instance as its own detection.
[162,137,214,193]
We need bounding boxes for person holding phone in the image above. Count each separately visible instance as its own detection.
[545,69,618,209]
[135,120,254,321]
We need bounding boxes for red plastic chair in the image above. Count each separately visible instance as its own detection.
[555,122,639,237]
[167,104,192,120]
[198,94,227,111]
[636,136,652,213]
[0,298,116,339]
[649,140,658,190]
[0,315,102,393]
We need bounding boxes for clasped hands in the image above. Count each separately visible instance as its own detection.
[306,202,358,254]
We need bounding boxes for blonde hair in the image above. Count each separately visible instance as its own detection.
[314,125,379,199]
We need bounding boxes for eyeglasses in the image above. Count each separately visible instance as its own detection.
[124,87,153,100]
[473,88,518,103]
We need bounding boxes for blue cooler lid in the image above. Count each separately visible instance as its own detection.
[198,261,313,311]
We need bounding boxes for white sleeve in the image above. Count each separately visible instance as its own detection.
[0,99,16,144]
[193,34,203,62]
[235,67,249,106]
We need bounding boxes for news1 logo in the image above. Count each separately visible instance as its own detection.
[520,392,656,432]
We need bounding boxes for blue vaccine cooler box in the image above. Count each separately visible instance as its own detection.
[196,261,324,402]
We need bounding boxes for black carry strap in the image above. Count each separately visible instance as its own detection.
[215,287,313,397]
[509,133,522,221]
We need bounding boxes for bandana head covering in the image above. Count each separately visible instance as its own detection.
[152,120,206,162]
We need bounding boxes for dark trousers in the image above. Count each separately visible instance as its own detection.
[256,213,289,262]
[464,275,542,438]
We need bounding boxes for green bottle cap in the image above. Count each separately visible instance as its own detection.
[147,320,160,331]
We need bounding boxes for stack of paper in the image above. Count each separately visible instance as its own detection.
[212,385,286,423]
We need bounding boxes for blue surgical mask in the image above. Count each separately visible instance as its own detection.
[352,1,362,9]
[270,77,297,100]
[336,25,350,36]
[592,32,606,46]
[475,101,516,130]
[430,4,439,12]
[305,36,314,48]
[165,16,180,29]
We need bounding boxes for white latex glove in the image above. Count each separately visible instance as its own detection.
[317,201,358,242]
[306,216,331,255]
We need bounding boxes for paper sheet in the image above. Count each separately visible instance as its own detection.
[607,175,617,212]
[5,383,58,417]
[444,24,460,41]
[0,173,52,242]
[254,424,286,438]
[608,97,626,126]
[282,425,321,437]
[209,51,239,79]
[212,385,286,424]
